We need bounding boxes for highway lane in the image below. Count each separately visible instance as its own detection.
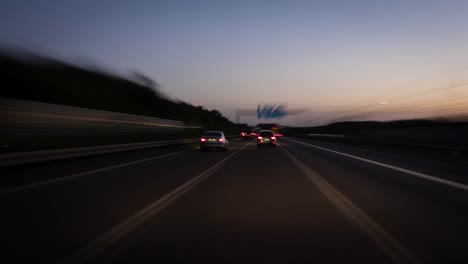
[93,140,391,264]
[0,141,205,191]
[281,138,468,263]
[1,137,468,263]
[0,139,248,263]
[283,137,468,185]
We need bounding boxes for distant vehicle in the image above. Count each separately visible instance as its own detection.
[271,126,284,137]
[240,131,249,139]
[258,123,284,137]
[257,130,277,147]
[200,131,229,151]
[250,128,261,138]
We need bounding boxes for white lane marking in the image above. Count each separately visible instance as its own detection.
[1,148,197,195]
[63,141,251,264]
[280,146,422,264]
[283,137,468,192]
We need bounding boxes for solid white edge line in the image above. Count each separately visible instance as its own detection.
[283,137,468,192]
[280,145,422,264]
[63,141,251,264]
[1,148,198,195]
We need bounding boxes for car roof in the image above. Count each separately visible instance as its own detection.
[203,130,224,134]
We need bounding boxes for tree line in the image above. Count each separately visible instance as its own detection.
[0,49,238,132]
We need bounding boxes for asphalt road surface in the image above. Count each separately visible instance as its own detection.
[2,137,468,264]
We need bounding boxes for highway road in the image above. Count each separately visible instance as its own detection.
[1,137,468,263]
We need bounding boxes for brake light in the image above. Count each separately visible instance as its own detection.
[257,136,262,139]
[218,138,224,142]
[201,138,206,142]
[271,137,276,140]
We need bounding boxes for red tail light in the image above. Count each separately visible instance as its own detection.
[257,136,262,139]
[201,138,206,142]
[218,138,224,142]
[271,137,276,140]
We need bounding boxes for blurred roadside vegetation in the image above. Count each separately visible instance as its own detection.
[0,49,239,132]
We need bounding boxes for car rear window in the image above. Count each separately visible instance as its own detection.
[203,132,222,137]
[260,131,274,137]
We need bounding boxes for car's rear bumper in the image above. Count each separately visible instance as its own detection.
[257,141,276,146]
[200,142,225,148]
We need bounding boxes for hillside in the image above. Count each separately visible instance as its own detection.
[0,50,236,131]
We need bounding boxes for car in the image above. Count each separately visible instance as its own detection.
[250,128,261,138]
[200,131,229,151]
[240,131,249,139]
[257,130,277,147]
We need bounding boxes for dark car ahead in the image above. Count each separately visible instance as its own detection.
[257,130,277,147]
[200,131,229,151]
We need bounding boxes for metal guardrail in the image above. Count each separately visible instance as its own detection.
[0,138,199,167]
[0,97,204,152]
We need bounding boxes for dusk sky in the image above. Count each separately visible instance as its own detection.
[1,0,468,125]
